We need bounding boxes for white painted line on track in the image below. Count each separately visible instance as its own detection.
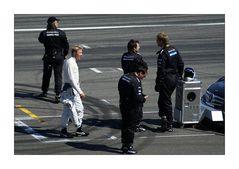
[89,68,103,73]
[43,139,71,143]
[117,68,123,72]
[15,115,61,121]
[109,111,158,116]
[42,133,215,144]
[101,99,111,105]
[143,111,158,114]
[15,110,159,121]
[81,44,91,49]
[43,138,91,143]
[14,22,225,32]
[139,133,215,139]
[14,120,47,142]
[106,135,118,140]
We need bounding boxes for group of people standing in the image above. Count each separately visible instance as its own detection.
[118,35,184,154]
[38,16,184,154]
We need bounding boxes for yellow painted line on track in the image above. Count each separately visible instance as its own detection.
[15,104,47,124]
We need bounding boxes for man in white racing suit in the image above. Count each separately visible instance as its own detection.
[60,45,89,138]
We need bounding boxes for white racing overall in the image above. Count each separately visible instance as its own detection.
[60,56,84,129]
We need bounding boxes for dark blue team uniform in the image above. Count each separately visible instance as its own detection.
[118,73,146,147]
[38,28,69,95]
[121,52,143,74]
[155,46,184,128]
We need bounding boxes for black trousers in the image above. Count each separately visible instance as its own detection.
[41,58,64,95]
[120,106,139,147]
[157,74,177,125]
[136,107,143,127]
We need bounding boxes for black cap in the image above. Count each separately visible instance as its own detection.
[47,16,60,24]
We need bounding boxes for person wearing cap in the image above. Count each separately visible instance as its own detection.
[118,61,148,154]
[121,39,146,132]
[155,32,184,132]
[38,16,69,103]
[60,45,89,138]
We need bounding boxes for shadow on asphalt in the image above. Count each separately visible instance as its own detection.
[15,125,64,139]
[84,118,121,129]
[15,85,58,104]
[195,118,225,134]
[66,142,122,154]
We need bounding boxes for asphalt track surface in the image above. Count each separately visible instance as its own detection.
[14,14,225,155]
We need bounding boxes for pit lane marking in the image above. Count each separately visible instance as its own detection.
[100,99,111,105]
[89,68,102,73]
[42,133,215,144]
[139,133,215,139]
[15,104,47,124]
[81,44,91,49]
[117,68,123,72]
[15,110,159,121]
[89,68,122,73]
[14,22,225,32]
[14,120,47,142]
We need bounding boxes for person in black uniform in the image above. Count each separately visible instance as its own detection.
[155,32,184,132]
[121,39,143,74]
[118,61,148,154]
[38,16,69,103]
[121,39,146,132]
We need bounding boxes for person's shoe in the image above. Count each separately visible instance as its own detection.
[160,116,168,132]
[60,128,74,138]
[39,92,47,97]
[167,125,173,132]
[75,127,89,137]
[159,126,169,132]
[122,146,137,154]
[157,125,173,132]
[135,126,146,132]
[55,94,61,103]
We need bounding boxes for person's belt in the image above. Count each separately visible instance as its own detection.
[45,48,63,56]
[63,83,72,91]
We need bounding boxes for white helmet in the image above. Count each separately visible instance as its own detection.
[184,67,195,81]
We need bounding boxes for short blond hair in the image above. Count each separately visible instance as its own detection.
[157,32,169,46]
[71,45,83,56]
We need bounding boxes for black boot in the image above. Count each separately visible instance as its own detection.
[75,126,89,136]
[167,125,173,132]
[60,128,73,138]
[160,116,168,132]
[39,92,47,97]
[122,145,137,154]
[55,94,61,103]
[135,125,146,132]
[161,116,168,132]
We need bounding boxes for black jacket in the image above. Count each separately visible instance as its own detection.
[38,28,69,57]
[118,73,145,110]
[121,52,143,74]
[156,45,184,85]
